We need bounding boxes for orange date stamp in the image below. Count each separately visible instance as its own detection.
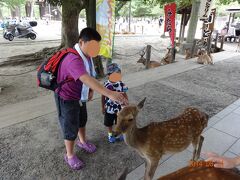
[189,160,223,168]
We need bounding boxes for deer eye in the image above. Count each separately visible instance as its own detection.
[128,118,133,122]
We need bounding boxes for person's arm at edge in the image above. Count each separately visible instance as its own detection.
[234,156,240,167]
[205,152,240,168]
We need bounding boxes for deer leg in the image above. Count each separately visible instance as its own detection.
[196,135,204,160]
[192,136,200,161]
[192,145,197,161]
[144,157,159,180]
[192,135,204,161]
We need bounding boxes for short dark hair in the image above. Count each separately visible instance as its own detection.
[79,27,101,42]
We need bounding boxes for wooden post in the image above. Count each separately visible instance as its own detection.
[232,12,235,24]
[220,35,224,51]
[170,29,176,63]
[227,13,231,32]
[145,45,151,69]
[207,32,213,54]
[214,32,219,52]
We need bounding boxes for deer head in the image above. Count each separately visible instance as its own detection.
[114,98,146,136]
[137,56,146,64]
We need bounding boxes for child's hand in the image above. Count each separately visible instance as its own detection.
[108,91,128,105]
[88,89,94,101]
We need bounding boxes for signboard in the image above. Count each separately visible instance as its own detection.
[199,0,213,20]
[164,3,176,48]
[202,8,216,45]
[96,0,116,58]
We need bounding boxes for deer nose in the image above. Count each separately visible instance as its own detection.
[112,131,120,137]
[121,125,127,132]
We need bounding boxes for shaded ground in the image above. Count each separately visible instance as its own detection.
[1,57,240,179]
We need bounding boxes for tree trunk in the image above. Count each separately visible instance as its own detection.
[85,0,105,78]
[0,8,3,19]
[11,7,18,18]
[30,1,34,18]
[39,2,47,19]
[25,1,31,17]
[18,5,21,19]
[186,0,200,43]
[85,0,96,29]
[61,1,83,48]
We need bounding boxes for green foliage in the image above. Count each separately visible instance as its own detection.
[132,0,153,17]
[142,0,192,8]
[1,0,26,9]
[116,1,128,16]
[131,0,162,17]
[217,0,240,5]
[47,0,83,7]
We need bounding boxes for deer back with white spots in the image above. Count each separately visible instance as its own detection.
[114,98,209,180]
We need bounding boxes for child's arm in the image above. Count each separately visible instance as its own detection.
[79,74,128,105]
[123,93,128,100]
[101,95,105,114]
[88,89,94,101]
[122,82,128,100]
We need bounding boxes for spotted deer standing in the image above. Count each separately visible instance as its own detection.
[114,98,209,180]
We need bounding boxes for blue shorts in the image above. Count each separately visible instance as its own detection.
[54,93,87,141]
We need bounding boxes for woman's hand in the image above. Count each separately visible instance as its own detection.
[204,152,239,169]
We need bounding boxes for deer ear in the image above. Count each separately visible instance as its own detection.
[137,97,146,110]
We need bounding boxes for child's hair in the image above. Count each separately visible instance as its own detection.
[107,63,121,75]
[79,27,101,42]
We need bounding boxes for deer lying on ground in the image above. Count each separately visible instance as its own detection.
[185,48,200,60]
[114,98,208,180]
[185,48,192,60]
[158,161,240,180]
[117,163,240,180]
[197,49,214,65]
[137,55,161,68]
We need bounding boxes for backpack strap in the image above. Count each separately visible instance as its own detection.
[55,48,79,93]
[44,48,79,72]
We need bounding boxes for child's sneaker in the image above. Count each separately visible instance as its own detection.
[108,135,116,143]
[116,134,124,141]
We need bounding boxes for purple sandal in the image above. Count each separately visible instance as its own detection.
[64,154,84,170]
[76,140,97,153]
